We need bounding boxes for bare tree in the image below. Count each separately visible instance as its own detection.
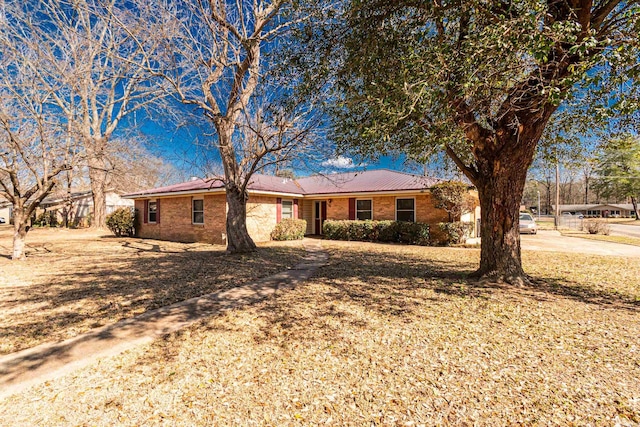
[9,0,167,229]
[124,0,317,252]
[0,36,76,259]
[105,136,183,192]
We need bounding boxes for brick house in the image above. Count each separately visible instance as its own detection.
[123,169,480,244]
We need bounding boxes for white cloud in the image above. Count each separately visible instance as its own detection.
[321,156,361,169]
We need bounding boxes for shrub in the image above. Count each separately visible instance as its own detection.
[271,218,307,241]
[322,220,429,246]
[33,211,58,227]
[438,221,474,245]
[397,221,430,245]
[106,207,135,237]
[582,219,610,235]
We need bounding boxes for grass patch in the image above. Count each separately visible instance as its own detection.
[0,228,306,355]
[560,230,640,247]
[1,240,639,425]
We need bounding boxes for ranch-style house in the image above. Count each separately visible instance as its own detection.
[123,169,480,244]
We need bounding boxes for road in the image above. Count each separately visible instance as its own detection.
[608,223,640,239]
[520,230,640,257]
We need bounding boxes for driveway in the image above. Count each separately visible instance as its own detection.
[521,230,640,257]
[608,223,640,239]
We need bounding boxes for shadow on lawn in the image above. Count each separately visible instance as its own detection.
[0,239,307,357]
[241,244,639,352]
[288,244,639,320]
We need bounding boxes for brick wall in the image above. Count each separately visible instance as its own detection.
[327,198,349,220]
[134,190,478,244]
[135,194,227,244]
[246,195,277,242]
[371,196,395,220]
[135,194,300,244]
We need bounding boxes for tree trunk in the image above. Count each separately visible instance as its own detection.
[216,123,257,254]
[225,183,257,253]
[88,155,108,229]
[12,208,28,260]
[474,167,529,285]
[631,196,639,220]
[466,123,545,285]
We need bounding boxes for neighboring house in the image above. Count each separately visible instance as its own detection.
[124,169,480,245]
[555,203,637,218]
[37,189,134,227]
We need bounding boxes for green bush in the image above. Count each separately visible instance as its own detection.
[271,218,307,241]
[106,207,135,237]
[323,220,429,246]
[438,221,474,245]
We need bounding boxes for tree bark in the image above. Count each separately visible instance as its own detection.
[225,183,257,253]
[217,123,257,253]
[464,121,547,285]
[88,154,108,229]
[12,208,28,260]
[631,196,639,220]
[474,171,528,284]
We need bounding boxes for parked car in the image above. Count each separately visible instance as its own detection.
[519,213,537,234]
[0,217,5,224]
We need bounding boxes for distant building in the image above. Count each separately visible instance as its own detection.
[554,203,637,218]
[36,189,134,227]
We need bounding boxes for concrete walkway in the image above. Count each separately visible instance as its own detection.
[0,239,328,401]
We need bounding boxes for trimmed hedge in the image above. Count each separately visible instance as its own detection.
[323,220,429,246]
[271,218,307,241]
[438,221,474,245]
[106,207,135,237]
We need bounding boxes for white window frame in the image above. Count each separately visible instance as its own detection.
[395,197,416,222]
[192,198,204,225]
[281,199,294,219]
[148,200,157,223]
[356,199,373,220]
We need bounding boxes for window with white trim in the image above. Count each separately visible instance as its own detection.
[192,198,204,224]
[148,201,157,223]
[396,198,415,222]
[356,199,372,220]
[281,200,293,219]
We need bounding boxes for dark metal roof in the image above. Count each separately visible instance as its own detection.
[124,169,443,198]
[296,169,441,195]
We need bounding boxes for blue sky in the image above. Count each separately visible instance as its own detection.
[132,105,428,183]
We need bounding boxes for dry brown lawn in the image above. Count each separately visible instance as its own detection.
[1,235,639,426]
[0,226,306,355]
[560,230,640,247]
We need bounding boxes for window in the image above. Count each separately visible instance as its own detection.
[356,199,372,220]
[193,199,204,224]
[396,198,415,222]
[148,201,157,223]
[519,213,534,222]
[281,200,293,219]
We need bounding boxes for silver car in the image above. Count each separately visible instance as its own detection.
[519,213,537,234]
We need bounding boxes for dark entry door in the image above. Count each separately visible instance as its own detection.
[314,201,327,234]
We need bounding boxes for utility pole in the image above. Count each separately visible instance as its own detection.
[555,162,560,229]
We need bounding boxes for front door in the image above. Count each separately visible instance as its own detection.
[314,201,327,234]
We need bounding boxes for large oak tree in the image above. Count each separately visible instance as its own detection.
[324,0,640,284]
